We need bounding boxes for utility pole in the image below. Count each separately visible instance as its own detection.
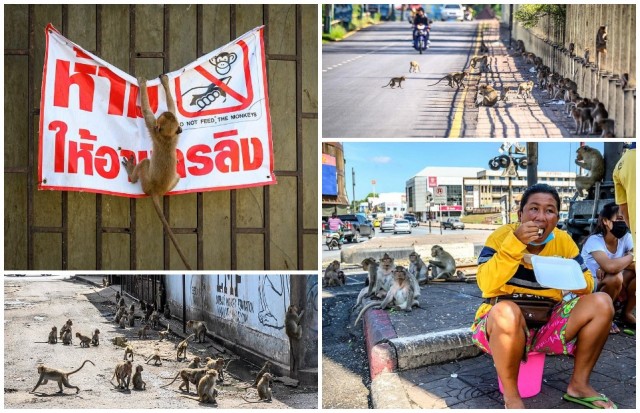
[352,167,356,212]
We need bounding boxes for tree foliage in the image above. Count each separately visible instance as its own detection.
[514,4,566,29]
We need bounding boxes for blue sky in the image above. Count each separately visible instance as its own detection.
[341,142,605,200]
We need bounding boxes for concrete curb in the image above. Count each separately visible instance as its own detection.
[389,328,482,370]
[363,308,398,380]
[342,246,415,265]
[371,373,413,409]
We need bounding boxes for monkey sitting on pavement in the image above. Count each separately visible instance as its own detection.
[181,369,219,403]
[354,266,419,325]
[59,319,72,340]
[352,258,381,311]
[132,365,146,390]
[47,327,58,344]
[187,356,202,369]
[429,245,461,280]
[62,329,72,345]
[574,145,605,198]
[382,76,406,89]
[475,84,499,107]
[91,329,100,346]
[31,360,95,394]
[323,260,345,287]
[121,74,192,270]
[242,372,273,403]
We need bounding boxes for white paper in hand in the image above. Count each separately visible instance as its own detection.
[531,256,587,290]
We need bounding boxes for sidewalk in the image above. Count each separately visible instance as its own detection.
[351,272,636,409]
[466,20,579,138]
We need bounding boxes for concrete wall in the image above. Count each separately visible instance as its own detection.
[164,274,318,371]
[4,4,318,270]
[504,4,635,137]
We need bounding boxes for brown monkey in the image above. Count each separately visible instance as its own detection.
[121,75,192,270]
[590,102,608,135]
[177,334,195,360]
[62,329,72,345]
[181,370,219,403]
[31,360,95,394]
[595,26,607,55]
[571,98,594,135]
[140,300,146,312]
[91,329,100,346]
[475,84,499,107]
[138,324,150,339]
[514,39,526,56]
[146,348,163,366]
[409,61,420,73]
[124,344,134,361]
[59,319,72,339]
[161,367,208,393]
[150,310,160,329]
[118,297,125,308]
[620,73,629,89]
[354,266,418,325]
[186,320,208,343]
[523,52,536,65]
[242,372,273,403]
[477,55,492,74]
[568,42,575,57]
[114,307,125,324]
[252,361,272,387]
[574,145,605,198]
[115,291,121,304]
[323,260,344,287]
[47,327,58,344]
[408,252,428,285]
[158,326,171,341]
[75,332,92,348]
[206,357,233,382]
[428,71,467,88]
[583,48,591,65]
[382,76,406,89]
[164,304,171,319]
[102,277,109,287]
[187,356,202,369]
[596,118,615,137]
[132,365,146,390]
[499,86,511,102]
[429,245,459,280]
[111,360,133,390]
[128,311,136,327]
[479,37,489,54]
[469,54,488,69]
[285,305,304,340]
[517,80,534,99]
[119,314,127,329]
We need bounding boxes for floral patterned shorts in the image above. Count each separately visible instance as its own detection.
[471,296,581,356]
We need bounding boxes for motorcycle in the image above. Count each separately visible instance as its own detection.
[414,24,429,54]
[324,229,344,250]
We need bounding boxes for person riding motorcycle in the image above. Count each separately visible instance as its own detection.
[412,7,430,49]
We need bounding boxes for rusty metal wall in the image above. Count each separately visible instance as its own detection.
[4,4,319,271]
[508,4,635,138]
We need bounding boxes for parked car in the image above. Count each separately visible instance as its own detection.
[337,214,375,243]
[393,219,412,234]
[440,4,464,21]
[404,215,419,227]
[442,218,465,230]
[380,217,395,233]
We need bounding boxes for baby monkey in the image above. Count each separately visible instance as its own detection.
[122,75,192,270]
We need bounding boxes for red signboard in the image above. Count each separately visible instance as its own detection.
[428,176,437,187]
[439,205,463,212]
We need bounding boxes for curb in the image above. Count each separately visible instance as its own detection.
[363,308,397,380]
[371,373,413,409]
[342,246,415,265]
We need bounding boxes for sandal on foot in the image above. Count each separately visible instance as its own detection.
[609,322,620,334]
[563,393,618,409]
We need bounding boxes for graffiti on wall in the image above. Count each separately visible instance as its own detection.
[213,274,290,339]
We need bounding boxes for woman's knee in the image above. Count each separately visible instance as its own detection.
[603,272,623,290]
[487,301,526,333]
[584,292,615,316]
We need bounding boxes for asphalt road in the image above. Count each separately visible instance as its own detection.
[321,273,371,408]
[322,225,491,262]
[323,20,480,138]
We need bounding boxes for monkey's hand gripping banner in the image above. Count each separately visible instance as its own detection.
[38,24,275,197]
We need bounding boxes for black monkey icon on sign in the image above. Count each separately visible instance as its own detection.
[209,52,237,76]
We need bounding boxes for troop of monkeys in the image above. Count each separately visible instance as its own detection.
[33,291,278,404]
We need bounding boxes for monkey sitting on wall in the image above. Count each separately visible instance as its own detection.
[408,252,429,285]
[574,145,605,199]
[429,245,462,281]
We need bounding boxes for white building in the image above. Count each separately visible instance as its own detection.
[368,192,407,217]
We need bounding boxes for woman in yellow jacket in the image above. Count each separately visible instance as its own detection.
[471,184,615,409]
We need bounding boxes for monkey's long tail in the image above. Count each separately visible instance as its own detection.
[68,360,95,375]
[152,195,193,270]
[160,372,182,387]
[427,77,446,87]
[354,301,381,326]
[351,287,368,313]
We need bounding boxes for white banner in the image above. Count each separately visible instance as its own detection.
[38,24,275,197]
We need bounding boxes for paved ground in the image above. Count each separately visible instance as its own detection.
[4,276,318,409]
[327,271,636,409]
[323,19,589,138]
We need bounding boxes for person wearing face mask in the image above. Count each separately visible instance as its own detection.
[581,202,635,334]
[471,184,616,409]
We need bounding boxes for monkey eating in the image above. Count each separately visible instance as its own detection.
[428,71,467,89]
[31,360,95,394]
[354,266,419,325]
[574,145,605,198]
[382,76,406,89]
[186,320,208,343]
[121,75,192,270]
[132,365,146,390]
[111,360,133,390]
